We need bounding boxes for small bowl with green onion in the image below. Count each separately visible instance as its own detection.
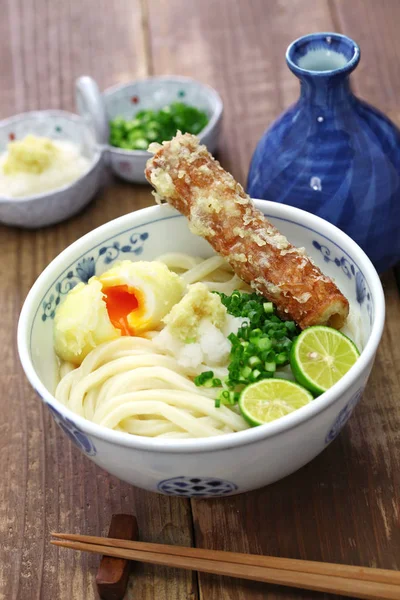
[75,75,223,183]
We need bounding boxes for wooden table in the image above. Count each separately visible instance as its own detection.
[1,1,400,598]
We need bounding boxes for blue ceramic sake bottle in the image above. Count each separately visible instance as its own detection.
[247,33,400,273]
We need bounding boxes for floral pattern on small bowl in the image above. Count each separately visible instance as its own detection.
[47,404,97,456]
[312,240,373,324]
[157,476,238,497]
[41,232,149,321]
[325,388,363,445]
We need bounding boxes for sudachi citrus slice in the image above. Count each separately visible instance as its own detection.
[290,326,360,395]
[239,378,313,426]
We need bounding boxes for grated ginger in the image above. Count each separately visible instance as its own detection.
[3,134,58,175]
[162,282,227,342]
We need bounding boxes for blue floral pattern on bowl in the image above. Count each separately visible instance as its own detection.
[325,388,363,445]
[47,404,97,456]
[158,476,237,497]
[312,240,373,325]
[41,231,149,321]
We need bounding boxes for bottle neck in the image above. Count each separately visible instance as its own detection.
[298,75,354,109]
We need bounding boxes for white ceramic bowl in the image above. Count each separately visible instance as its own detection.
[75,76,223,184]
[18,201,385,497]
[0,110,103,228]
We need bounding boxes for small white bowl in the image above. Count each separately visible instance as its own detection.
[0,110,103,228]
[75,75,223,183]
[18,201,385,497]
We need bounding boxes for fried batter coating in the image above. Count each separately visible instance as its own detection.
[145,133,349,329]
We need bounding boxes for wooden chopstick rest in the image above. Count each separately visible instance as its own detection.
[96,514,139,600]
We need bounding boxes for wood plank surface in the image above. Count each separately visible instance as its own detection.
[148,0,336,184]
[1,1,400,599]
[333,0,400,113]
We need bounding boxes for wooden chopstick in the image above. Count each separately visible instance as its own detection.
[52,532,399,585]
[51,534,400,600]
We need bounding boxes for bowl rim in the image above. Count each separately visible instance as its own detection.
[103,75,224,157]
[17,201,385,453]
[0,110,103,204]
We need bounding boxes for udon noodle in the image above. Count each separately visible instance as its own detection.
[55,254,252,438]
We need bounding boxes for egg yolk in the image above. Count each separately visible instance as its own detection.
[103,285,141,335]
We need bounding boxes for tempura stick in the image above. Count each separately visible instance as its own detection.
[145,133,349,329]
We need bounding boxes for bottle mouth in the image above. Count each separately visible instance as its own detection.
[286,32,360,76]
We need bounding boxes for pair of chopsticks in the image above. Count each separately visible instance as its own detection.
[51,533,400,599]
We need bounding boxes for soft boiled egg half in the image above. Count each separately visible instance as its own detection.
[54,260,184,364]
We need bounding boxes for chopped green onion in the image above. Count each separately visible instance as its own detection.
[280,337,292,350]
[274,330,286,340]
[250,369,262,381]
[212,290,299,389]
[240,366,252,379]
[248,356,262,367]
[255,337,272,351]
[203,379,214,388]
[265,361,276,372]
[109,102,209,150]
[265,350,276,362]
[249,328,262,341]
[218,390,239,405]
[262,370,274,378]
[263,302,274,313]
[217,390,238,406]
[194,371,214,386]
[275,352,288,365]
